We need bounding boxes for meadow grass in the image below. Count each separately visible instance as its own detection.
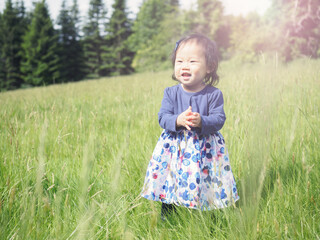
[0,58,319,239]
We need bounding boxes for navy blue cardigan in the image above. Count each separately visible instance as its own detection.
[158,84,226,135]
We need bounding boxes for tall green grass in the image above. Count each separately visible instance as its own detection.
[0,58,319,239]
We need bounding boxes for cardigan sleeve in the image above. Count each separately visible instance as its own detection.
[200,89,226,135]
[158,87,179,132]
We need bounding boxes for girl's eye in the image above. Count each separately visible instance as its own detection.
[190,60,197,63]
[176,60,183,63]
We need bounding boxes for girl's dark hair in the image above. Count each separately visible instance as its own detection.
[171,33,219,86]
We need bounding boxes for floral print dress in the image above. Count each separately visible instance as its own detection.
[141,129,239,210]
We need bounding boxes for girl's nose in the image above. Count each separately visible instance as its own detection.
[182,62,190,69]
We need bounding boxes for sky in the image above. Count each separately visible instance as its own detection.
[0,0,271,21]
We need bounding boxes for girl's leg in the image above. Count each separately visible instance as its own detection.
[161,203,176,220]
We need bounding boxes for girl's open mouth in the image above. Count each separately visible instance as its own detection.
[182,73,191,77]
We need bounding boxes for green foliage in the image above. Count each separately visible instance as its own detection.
[0,59,319,238]
[195,0,224,38]
[128,0,167,53]
[186,0,228,59]
[0,12,4,89]
[56,0,86,82]
[266,0,320,61]
[129,0,181,72]
[20,1,60,86]
[101,0,134,76]
[226,14,273,63]
[82,0,107,78]
[169,0,179,8]
[0,0,28,90]
[132,12,183,72]
[127,0,319,66]
[1,0,320,91]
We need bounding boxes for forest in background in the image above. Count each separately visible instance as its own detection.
[0,0,319,91]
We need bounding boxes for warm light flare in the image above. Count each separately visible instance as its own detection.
[221,0,271,15]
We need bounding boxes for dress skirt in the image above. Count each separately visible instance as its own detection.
[141,129,239,211]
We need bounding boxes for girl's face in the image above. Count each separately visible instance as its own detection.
[174,40,210,92]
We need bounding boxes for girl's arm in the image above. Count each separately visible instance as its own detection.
[200,89,226,135]
[158,88,179,132]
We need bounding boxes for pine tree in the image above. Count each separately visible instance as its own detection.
[0,12,5,90]
[82,0,107,78]
[196,0,224,55]
[169,0,179,10]
[102,0,134,75]
[70,0,80,34]
[57,0,86,82]
[70,0,87,80]
[20,0,60,86]
[137,0,183,71]
[129,0,169,53]
[175,0,227,59]
[128,0,173,71]
[0,0,28,90]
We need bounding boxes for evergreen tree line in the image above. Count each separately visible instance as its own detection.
[0,0,319,91]
[0,0,133,90]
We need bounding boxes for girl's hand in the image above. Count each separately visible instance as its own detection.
[190,112,202,128]
[176,106,196,130]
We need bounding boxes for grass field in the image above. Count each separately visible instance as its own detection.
[0,58,319,239]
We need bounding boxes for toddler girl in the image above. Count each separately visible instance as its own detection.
[141,33,239,218]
